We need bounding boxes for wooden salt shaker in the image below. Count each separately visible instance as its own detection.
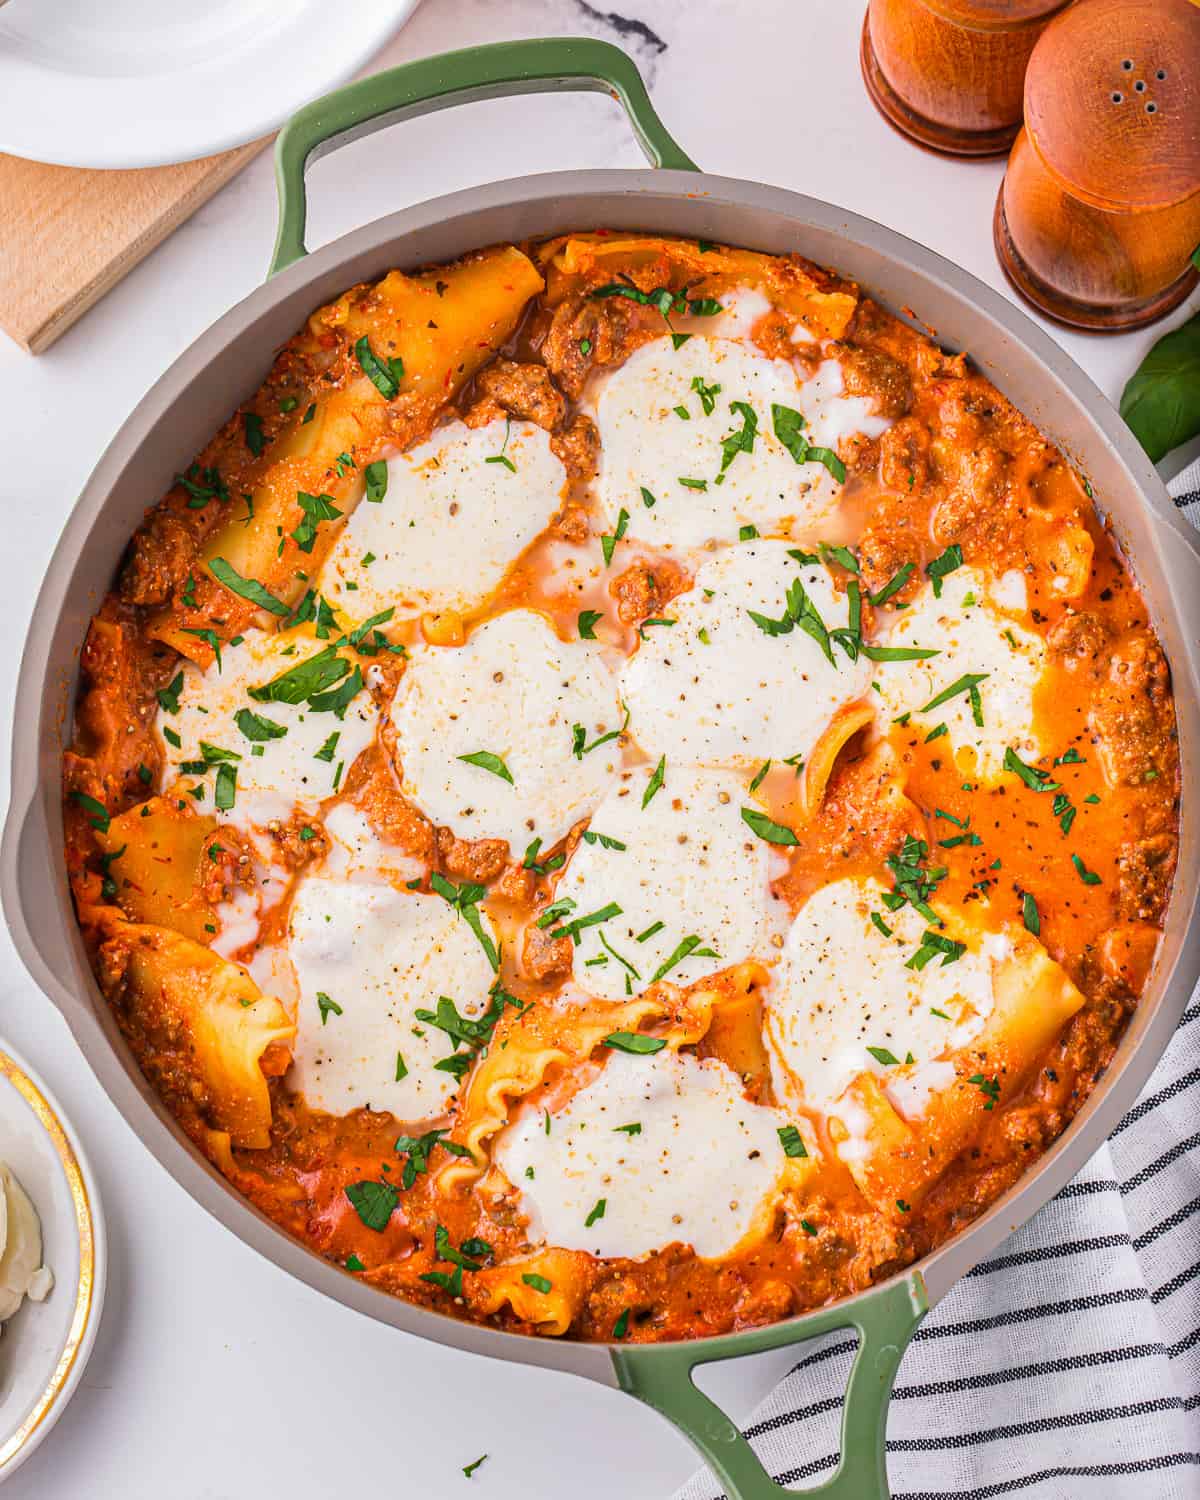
[994,0,1200,331]
[861,0,1069,158]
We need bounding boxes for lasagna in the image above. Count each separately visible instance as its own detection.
[62,233,1179,1343]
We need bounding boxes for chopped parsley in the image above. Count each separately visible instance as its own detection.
[235,707,287,743]
[919,672,989,715]
[364,459,388,503]
[926,543,964,598]
[291,490,342,553]
[778,1124,808,1158]
[578,609,603,639]
[429,872,500,972]
[716,400,757,482]
[968,1073,1001,1110]
[869,562,915,607]
[601,507,630,566]
[771,403,846,482]
[741,807,798,846]
[71,790,110,833]
[603,1031,666,1055]
[393,1128,470,1190]
[649,934,718,984]
[1004,746,1060,793]
[317,992,342,1025]
[457,750,514,785]
[344,1179,398,1232]
[642,756,666,808]
[1072,853,1102,886]
[354,335,404,400]
[208,557,289,616]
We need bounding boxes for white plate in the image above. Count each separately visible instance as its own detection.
[0,0,420,169]
[0,1043,105,1487]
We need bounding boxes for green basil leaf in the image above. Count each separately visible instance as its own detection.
[1120,310,1200,462]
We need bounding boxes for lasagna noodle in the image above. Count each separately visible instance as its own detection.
[97,797,220,941]
[829,934,1086,1215]
[536,233,859,341]
[436,995,663,1193]
[472,1248,591,1336]
[103,922,294,1149]
[153,246,545,665]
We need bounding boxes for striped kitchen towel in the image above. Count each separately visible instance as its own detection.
[676,460,1200,1500]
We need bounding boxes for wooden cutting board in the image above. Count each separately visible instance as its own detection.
[0,140,270,354]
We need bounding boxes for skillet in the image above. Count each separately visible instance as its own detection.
[4,38,1199,1499]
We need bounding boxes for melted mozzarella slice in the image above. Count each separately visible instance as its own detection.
[589,335,844,549]
[559,764,777,1000]
[621,542,872,767]
[287,877,497,1120]
[766,876,994,1115]
[873,567,1045,779]
[390,609,621,851]
[159,629,378,828]
[494,1050,787,1260]
[318,419,566,619]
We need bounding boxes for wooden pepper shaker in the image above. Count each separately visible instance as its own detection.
[994,0,1200,331]
[861,0,1070,158]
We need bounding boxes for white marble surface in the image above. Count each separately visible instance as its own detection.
[1,1,1197,1496]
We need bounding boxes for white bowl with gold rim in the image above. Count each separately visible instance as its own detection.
[0,1043,105,1486]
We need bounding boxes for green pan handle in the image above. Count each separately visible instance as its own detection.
[612,1272,926,1500]
[270,37,698,277]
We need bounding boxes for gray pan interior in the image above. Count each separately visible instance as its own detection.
[5,171,1200,1390]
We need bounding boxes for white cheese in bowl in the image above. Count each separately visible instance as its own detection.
[0,1161,53,1331]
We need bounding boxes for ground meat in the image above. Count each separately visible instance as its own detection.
[1047,610,1110,669]
[522,918,572,982]
[878,416,931,494]
[857,509,923,603]
[1088,632,1175,786]
[540,296,660,399]
[838,433,880,476]
[931,443,1013,554]
[609,558,689,626]
[832,342,912,419]
[551,413,600,481]
[550,503,590,544]
[732,1278,795,1325]
[269,812,328,869]
[492,864,535,905]
[436,827,508,884]
[121,512,201,607]
[344,746,435,862]
[473,359,566,431]
[1116,833,1177,923]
